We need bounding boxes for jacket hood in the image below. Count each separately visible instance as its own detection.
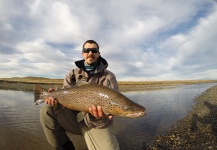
[75,56,108,72]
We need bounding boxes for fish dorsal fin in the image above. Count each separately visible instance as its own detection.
[74,81,89,87]
[53,86,58,91]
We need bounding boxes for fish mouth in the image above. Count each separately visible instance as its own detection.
[126,112,146,118]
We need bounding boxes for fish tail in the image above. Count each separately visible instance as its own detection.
[33,85,46,104]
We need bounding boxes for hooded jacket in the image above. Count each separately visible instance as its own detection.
[63,56,119,128]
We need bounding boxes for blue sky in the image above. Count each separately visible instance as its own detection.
[0,0,217,81]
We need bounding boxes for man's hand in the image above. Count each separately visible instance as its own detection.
[44,88,58,106]
[89,106,113,119]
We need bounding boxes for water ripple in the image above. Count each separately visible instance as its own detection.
[0,83,216,150]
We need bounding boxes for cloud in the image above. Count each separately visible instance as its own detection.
[0,0,217,80]
[158,7,217,79]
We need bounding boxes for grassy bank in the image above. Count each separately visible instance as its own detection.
[0,77,63,91]
[0,77,217,92]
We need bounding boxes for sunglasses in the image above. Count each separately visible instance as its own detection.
[83,48,99,53]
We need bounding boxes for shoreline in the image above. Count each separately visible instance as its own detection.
[1,77,217,92]
[148,85,217,149]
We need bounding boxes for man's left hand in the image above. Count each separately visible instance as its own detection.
[89,106,113,119]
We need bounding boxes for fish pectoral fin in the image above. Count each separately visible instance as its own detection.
[76,112,86,122]
[103,110,110,116]
[53,86,58,91]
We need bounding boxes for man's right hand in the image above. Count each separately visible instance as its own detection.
[44,88,58,106]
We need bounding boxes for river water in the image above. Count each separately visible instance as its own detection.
[0,83,216,150]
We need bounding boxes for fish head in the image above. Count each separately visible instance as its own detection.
[107,96,146,118]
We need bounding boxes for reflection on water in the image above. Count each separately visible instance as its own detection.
[0,83,216,150]
[0,90,53,150]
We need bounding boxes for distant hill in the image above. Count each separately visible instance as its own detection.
[0,76,63,84]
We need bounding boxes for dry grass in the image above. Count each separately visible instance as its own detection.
[118,80,217,85]
[1,76,216,85]
[0,77,217,92]
[0,76,63,84]
[118,80,217,92]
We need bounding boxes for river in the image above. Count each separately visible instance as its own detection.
[0,83,216,150]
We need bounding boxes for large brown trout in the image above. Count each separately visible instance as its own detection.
[34,82,146,118]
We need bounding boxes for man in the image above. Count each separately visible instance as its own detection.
[40,40,120,150]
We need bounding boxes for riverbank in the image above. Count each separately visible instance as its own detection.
[1,77,217,92]
[148,85,217,149]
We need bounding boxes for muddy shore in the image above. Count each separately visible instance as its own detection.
[147,85,217,149]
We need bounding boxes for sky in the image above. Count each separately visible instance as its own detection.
[0,0,217,81]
